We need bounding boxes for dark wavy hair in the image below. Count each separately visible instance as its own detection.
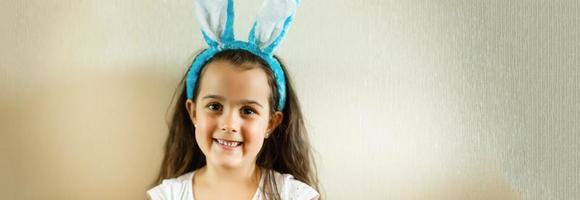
[152,49,320,199]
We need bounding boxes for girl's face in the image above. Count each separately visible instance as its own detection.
[186,60,283,170]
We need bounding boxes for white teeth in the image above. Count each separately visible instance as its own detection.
[217,139,240,147]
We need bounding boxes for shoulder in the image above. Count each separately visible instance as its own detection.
[146,171,194,200]
[271,170,319,200]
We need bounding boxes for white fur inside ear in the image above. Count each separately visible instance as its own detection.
[254,0,298,49]
[194,0,229,44]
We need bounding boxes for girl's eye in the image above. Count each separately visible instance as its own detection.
[241,107,257,115]
[207,103,222,111]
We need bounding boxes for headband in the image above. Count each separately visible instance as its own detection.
[186,0,301,111]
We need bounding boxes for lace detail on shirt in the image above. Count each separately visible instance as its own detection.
[147,170,318,200]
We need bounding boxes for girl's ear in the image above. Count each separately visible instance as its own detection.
[266,111,284,137]
[185,99,198,126]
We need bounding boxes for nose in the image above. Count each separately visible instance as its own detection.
[220,109,240,134]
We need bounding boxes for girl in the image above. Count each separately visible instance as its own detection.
[147,49,320,200]
[148,1,320,199]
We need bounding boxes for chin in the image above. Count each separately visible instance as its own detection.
[211,158,244,169]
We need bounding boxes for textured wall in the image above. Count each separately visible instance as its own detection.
[1,0,578,199]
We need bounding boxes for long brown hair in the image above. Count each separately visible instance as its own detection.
[152,49,320,199]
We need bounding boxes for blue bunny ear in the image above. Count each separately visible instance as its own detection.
[193,0,235,47]
[248,0,300,54]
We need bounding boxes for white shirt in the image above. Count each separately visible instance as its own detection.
[147,170,319,200]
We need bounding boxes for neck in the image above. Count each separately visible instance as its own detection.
[197,163,261,185]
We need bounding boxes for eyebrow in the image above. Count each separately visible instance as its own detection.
[202,94,264,108]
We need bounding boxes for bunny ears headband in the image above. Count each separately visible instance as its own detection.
[186,0,301,111]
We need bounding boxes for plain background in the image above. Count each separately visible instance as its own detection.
[1,0,579,199]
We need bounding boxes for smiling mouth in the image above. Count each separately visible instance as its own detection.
[213,138,243,148]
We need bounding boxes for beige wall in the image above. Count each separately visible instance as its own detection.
[1,0,579,199]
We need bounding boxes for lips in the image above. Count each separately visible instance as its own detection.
[213,138,243,148]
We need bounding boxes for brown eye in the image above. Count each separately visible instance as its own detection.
[207,103,222,112]
[241,107,256,115]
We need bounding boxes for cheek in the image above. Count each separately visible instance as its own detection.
[241,121,269,148]
[194,116,218,151]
